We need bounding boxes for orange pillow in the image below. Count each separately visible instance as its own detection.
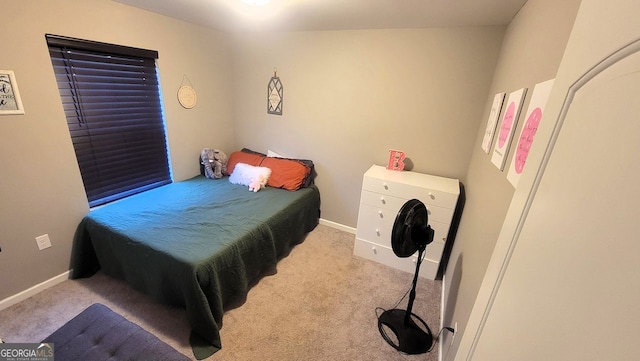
[226,151,265,175]
[260,157,311,191]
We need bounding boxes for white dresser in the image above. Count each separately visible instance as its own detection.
[354,165,460,280]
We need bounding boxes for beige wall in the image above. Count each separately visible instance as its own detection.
[0,0,232,301]
[442,0,581,358]
[230,28,505,227]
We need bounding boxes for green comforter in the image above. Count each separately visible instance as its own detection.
[72,176,320,359]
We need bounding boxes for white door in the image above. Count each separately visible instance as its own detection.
[456,1,640,360]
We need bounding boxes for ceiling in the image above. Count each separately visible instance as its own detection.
[114,0,528,33]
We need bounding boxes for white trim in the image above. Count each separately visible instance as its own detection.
[319,218,356,234]
[0,271,71,311]
[439,273,446,361]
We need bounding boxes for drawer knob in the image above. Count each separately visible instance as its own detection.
[378,210,383,218]
[383,183,388,190]
[380,196,386,204]
[375,228,380,236]
[372,246,377,254]
[429,192,435,200]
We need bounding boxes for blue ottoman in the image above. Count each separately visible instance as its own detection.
[42,303,190,361]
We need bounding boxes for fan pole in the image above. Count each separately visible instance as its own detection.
[404,246,424,325]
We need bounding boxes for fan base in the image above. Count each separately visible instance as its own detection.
[378,309,433,354]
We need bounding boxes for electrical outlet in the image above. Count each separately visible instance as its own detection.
[451,322,458,345]
[36,234,52,250]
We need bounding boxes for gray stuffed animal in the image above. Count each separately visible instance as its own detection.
[201,148,228,179]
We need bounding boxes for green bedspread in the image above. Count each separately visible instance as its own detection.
[72,176,320,359]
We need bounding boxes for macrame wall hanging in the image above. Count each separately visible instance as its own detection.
[267,68,283,115]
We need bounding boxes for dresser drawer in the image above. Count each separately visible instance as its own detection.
[425,237,445,262]
[359,190,455,224]
[359,190,406,211]
[354,238,441,279]
[356,203,449,255]
[362,175,458,209]
[355,203,396,244]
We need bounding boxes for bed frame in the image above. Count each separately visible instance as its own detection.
[72,175,320,359]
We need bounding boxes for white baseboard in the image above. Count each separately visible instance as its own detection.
[319,218,356,234]
[0,271,71,311]
[439,273,446,361]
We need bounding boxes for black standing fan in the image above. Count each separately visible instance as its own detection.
[378,199,434,354]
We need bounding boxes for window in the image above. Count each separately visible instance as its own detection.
[46,34,171,207]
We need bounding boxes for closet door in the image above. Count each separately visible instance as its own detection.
[457,1,640,360]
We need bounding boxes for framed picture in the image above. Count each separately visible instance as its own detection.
[0,70,25,115]
[491,88,527,170]
[507,79,555,187]
[481,92,506,153]
[267,70,283,115]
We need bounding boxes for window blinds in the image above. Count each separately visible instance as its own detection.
[46,34,171,207]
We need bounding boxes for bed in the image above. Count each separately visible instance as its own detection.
[71,164,320,359]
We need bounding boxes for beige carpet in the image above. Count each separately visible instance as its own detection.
[0,225,441,361]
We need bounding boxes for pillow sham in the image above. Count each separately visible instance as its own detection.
[226,151,265,175]
[267,149,284,158]
[242,148,316,188]
[241,147,267,157]
[260,157,311,191]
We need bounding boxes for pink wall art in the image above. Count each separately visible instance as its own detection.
[507,79,555,187]
[491,88,527,171]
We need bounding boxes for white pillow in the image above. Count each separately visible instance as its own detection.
[267,149,285,158]
[228,163,272,191]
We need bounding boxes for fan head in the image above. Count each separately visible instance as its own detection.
[391,199,433,258]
